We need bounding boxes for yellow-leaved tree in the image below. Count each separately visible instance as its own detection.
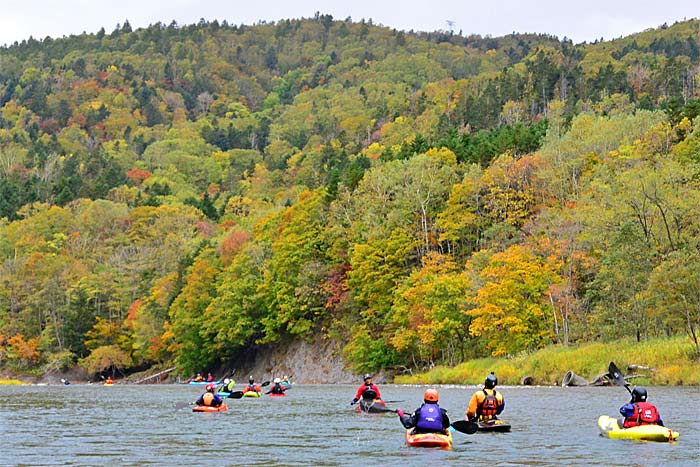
[468,245,562,356]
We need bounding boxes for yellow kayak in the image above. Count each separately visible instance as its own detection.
[597,416,679,442]
[243,391,261,398]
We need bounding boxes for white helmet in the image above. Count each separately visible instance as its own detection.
[273,377,281,383]
[223,378,230,384]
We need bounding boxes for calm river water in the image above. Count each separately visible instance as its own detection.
[1,384,698,466]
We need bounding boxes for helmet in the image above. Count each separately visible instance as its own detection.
[484,372,498,389]
[205,383,215,392]
[631,387,647,403]
[424,388,439,402]
[249,376,254,384]
[273,378,281,384]
[362,373,373,381]
[223,378,230,385]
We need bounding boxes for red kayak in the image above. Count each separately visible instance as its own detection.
[269,392,286,397]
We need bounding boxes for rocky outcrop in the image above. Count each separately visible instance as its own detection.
[233,338,357,384]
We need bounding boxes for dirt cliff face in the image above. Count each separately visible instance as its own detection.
[234,338,357,384]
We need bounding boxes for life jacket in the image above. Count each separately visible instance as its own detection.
[202,393,215,406]
[415,403,443,432]
[477,389,499,420]
[623,402,660,428]
[271,383,285,394]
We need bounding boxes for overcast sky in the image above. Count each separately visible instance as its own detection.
[1,0,697,47]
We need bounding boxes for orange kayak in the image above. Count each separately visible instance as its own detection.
[192,404,229,413]
[405,429,453,449]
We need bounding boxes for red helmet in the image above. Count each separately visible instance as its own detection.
[424,388,439,402]
[205,383,215,392]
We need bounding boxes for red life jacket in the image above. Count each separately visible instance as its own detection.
[623,402,660,428]
[477,389,499,419]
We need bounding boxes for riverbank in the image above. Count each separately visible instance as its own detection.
[394,336,700,386]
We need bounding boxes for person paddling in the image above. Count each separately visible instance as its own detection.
[397,388,451,434]
[219,378,236,394]
[243,376,262,395]
[619,387,664,428]
[267,378,286,395]
[105,376,113,385]
[350,373,382,405]
[466,372,505,422]
[196,383,223,407]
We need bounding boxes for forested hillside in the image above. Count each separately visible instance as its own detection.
[0,15,698,377]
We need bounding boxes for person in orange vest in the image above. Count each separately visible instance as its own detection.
[243,376,262,394]
[619,387,664,428]
[196,383,223,407]
[466,372,505,421]
[105,376,114,384]
[193,373,204,382]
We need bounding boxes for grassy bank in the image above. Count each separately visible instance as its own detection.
[0,378,29,385]
[394,336,700,386]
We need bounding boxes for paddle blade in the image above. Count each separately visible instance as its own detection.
[228,391,244,399]
[608,361,632,394]
[451,420,478,435]
[260,381,271,387]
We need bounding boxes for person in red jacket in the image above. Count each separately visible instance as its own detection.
[350,373,382,405]
[243,376,262,395]
[619,387,664,428]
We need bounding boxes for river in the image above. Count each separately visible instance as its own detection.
[1,384,698,466]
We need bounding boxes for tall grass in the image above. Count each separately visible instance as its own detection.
[394,336,700,386]
[0,379,28,385]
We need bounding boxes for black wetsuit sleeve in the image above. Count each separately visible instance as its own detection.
[441,408,450,429]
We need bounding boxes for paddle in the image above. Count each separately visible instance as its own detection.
[227,391,244,399]
[450,420,479,435]
[608,361,632,395]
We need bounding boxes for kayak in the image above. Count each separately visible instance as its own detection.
[597,415,679,442]
[192,404,229,413]
[243,391,261,398]
[269,392,286,397]
[188,380,220,385]
[478,419,511,432]
[405,429,453,449]
[281,381,292,389]
[356,399,389,413]
[218,392,231,397]
[104,383,114,387]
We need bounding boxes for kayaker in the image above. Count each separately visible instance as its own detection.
[206,372,214,382]
[350,373,382,405]
[196,383,223,407]
[105,377,113,384]
[244,376,262,394]
[267,378,286,395]
[219,378,236,393]
[466,372,505,422]
[619,387,664,428]
[193,373,204,382]
[397,388,450,434]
